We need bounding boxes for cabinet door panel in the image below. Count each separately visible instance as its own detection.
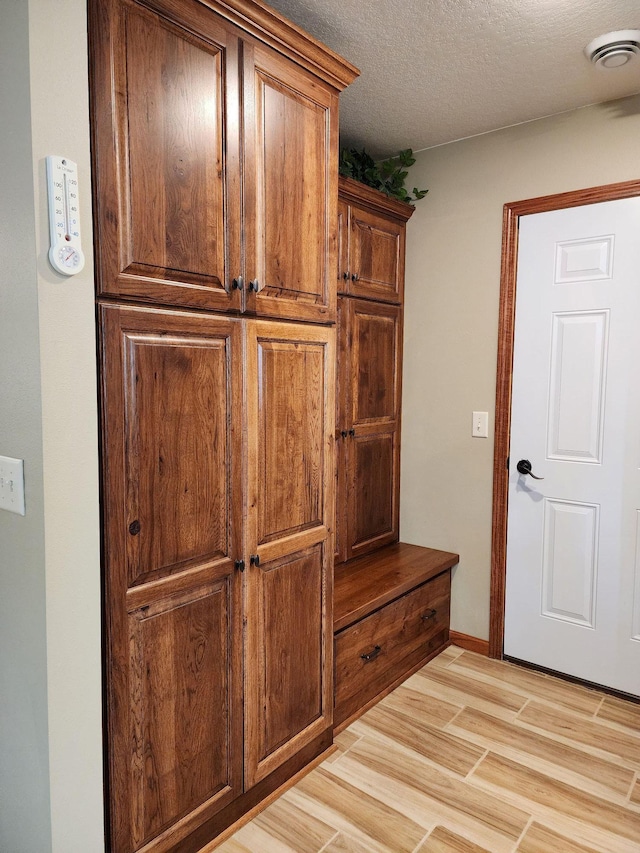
[352,302,400,426]
[337,299,402,561]
[128,582,235,849]
[247,321,335,560]
[350,433,397,556]
[100,304,243,853]
[90,0,242,311]
[245,321,334,785]
[244,44,337,323]
[348,206,405,303]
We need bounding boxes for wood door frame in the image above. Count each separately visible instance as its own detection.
[489,178,640,659]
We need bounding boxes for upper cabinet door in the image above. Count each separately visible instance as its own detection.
[345,205,405,303]
[90,0,242,311]
[243,44,338,324]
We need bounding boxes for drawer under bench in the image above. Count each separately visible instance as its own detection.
[334,543,458,730]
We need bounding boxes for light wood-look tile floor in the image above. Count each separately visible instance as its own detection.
[216,646,640,853]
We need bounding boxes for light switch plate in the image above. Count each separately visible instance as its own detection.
[472,411,489,438]
[0,456,26,515]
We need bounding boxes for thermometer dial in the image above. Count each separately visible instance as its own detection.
[46,155,85,276]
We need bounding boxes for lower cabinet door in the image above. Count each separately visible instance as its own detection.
[244,320,335,786]
[100,304,244,853]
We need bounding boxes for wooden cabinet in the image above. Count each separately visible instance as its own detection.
[90,0,354,324]
[336,298,402,562]
[335,179,413,564]
[337,176,410,304]
[333,182,458,730]
[333,544,458,730]
[91,2,357,849]
[100,305,335,852]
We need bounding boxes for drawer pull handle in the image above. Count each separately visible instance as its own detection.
[421,609,437,623]
[360,645,382,662]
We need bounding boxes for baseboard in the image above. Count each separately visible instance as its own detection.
[449,631,489,656]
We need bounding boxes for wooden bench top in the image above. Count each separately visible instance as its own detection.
[334,542,459,632]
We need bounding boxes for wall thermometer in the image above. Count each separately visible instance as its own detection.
[46,155,85,275]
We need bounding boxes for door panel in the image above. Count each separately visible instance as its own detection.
[247,320,335,562]
[338,299,401,561]
[128,582,235,849]
[351,302,399,426]
[350,433,396,557]
[244,44,337,323]
[91,0,242,311]
[245,545,326,786]
[245,321,334,785]
[347,206,404,303]
[122,328,232,586]
[505,197,640,696]
[100,304,243,852]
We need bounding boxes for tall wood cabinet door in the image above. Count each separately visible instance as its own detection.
[90,0,242,312]
[243,43,339,324]
[100,304,244,853]
[345,299,402,559]
[347,204,406,303]
[244,320,335,786]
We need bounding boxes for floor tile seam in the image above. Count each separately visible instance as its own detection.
[410,826,433,853]
[444,721,635,802]
[329,734,367,769]
[325,754,528,849]
[349,719,487,782]
[591,711,640,738]
[450,701,637,769]
[511,815,534,853]
[316,829,340,853]
[509,715,640,769]
[463,770,637,850]
[284,786,391,853]
[417,671,530,714]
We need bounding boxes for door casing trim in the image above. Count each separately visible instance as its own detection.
[489,178,640,659]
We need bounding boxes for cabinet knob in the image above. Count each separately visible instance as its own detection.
[348,428,356,437]
[421,609,437,623]
[234,559,245,572]
[232,276,243,290]
[250,554,260,567]
[351,272,359,282]
[128,520,141,536]
[340,430,348,438]
[342,271,350,280]
[248,279,261,293]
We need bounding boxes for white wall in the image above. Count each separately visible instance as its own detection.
[1,0,104,850]
[401,95,640,641]
[0,2,51,849]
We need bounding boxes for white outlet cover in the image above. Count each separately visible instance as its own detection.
[0,456,26,515]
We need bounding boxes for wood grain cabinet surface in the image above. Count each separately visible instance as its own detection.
[100,305,335,852]
[91,2,357,850]
[337,176,413,304]
[90,0,356,324]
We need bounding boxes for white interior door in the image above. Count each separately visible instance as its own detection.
[505,196,640,696]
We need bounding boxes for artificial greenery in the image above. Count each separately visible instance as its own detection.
[339,147,428,204]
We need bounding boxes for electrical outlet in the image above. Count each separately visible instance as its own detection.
[472,411,489,438]
[0,456,26,515]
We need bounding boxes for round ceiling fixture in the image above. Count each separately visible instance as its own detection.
[584,30,640,69]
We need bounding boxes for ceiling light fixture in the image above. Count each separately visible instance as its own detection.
[584,30,640,69]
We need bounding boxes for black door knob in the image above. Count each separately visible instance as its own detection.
[516,459,544,480]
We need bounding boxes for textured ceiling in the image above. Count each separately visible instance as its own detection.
[266,0,640,158]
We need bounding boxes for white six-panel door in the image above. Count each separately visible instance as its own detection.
[504,197,640,696]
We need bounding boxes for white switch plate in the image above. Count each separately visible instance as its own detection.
[472,411,489,438]
[0,456,26,515]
